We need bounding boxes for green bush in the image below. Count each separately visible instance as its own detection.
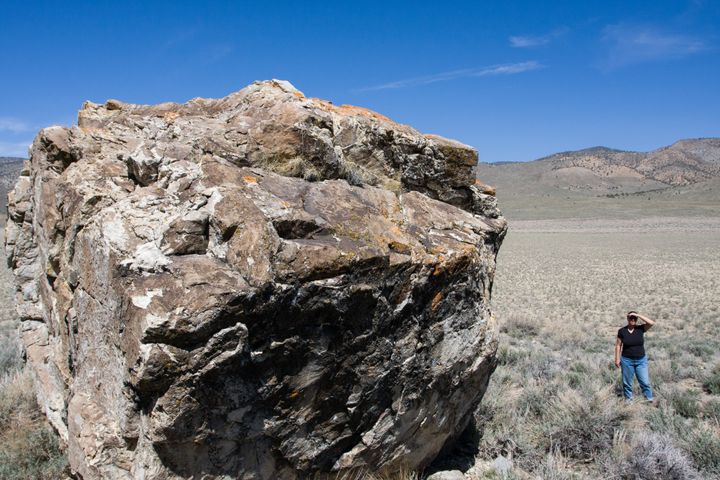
[703,365,720,395]
[646,404,686,437]
[564,371,583,389]
[703,399,720,423]
[496,345,530,366]
[517,383,554,418]
[682,426,720,475]
[667,389,701,418]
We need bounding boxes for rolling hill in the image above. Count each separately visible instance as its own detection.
[476,138,720,220]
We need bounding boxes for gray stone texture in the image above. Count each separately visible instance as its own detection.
[4,80,506,479]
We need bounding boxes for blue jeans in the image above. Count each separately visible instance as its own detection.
[621,355,653,400]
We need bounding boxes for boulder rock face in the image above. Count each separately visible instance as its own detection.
[4,80,506,479]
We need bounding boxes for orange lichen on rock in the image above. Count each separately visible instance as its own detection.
[163,111,180,122]
[388,241,412,255]
[474,178,497,196]
[431,291,443,311]
[429,245,447,255]
[313,99,415,133]
[431,255,447,276]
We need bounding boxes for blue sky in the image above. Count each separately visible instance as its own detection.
[1,0,718,162]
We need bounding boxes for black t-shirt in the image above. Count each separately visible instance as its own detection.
[617,324,646,359]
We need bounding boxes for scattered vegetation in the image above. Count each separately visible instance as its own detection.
[0,369,68,479]
[471,224,720,479]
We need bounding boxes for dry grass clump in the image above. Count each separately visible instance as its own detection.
[604,430,700,480]
[314,467,419,480]
[535,449,583,480]
[646,403,720,475]
[543,387,628,461]
[704,399,720,423]
[0,367,67,479]
[498,313,542,338]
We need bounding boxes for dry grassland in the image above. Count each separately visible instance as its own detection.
[473,217,720,479]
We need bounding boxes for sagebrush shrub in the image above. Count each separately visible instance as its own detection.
[667,388,701,418]
[605,430,699,480]
[499,313,541,337]
[543,387,628,461]
[703,399,720,423]
[682,425,720,475]
[703,365,720,395]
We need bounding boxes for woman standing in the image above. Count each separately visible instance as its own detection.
[615,311,655,403]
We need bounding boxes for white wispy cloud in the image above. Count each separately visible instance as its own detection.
[0,140,32,157]
[600,23,707,68]
[510,35,551,47]
[0,117,32,133]
[358,61,543,91]
[510,28,568,48]
[205,44,234,64]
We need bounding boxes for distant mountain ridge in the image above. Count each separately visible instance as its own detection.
[0,156,26,164]
[476,138,720,220]
[539,145,628,158]
[534,138,720,186]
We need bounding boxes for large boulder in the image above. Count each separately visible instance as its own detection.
[4,80,506,479]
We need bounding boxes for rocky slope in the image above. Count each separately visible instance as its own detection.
[4,80,506,479]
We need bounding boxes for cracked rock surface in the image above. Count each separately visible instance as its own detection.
[4,80,506,479]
